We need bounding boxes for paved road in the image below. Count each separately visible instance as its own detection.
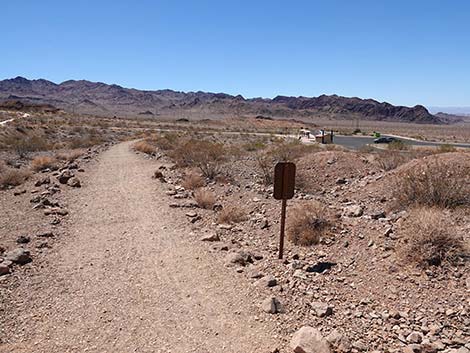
[333,135,470,150]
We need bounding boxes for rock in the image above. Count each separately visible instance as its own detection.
[247,268,264,279]
[4,248,32,265]
[16,236,30,244]
[371,211,386,220]
[311,302,333,317]
[186,211,198,218]
[13,189,26,196]
[256,275,277,287]
[35,176,50,187]
[344,205,364,217]
[67,177,81,188]
[0,263,10,276]
[352,340,367,351]
[336,178,347,185]
[225,252,247,266]
[200,233,220,242]
[290,326,331,353]
[406,332,423,344]
[44,207,68,216]
[261,296,283,314]
[449,348,470,353]
[37,231,54,238]
[260,218,269,229]
[403,344,422,353]
[326,330,352,352]
[57,170,74,184]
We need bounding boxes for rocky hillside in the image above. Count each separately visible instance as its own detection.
[0,76,443,123]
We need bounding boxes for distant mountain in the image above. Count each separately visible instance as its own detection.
[0,76,443,124]
[428,106,470,116]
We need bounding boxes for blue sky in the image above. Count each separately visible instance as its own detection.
[1,0,469,107]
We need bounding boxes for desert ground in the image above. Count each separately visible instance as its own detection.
[0,109,469,353]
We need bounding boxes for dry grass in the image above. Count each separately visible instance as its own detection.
[374,150,411,171]
[31,156,58,172]
[0,165,31,189]
[181,171,205,190]
[2,133,52,157]
[217,205,247,224]
[133,140,156,155]
[436,144,457,153]
[400,207,468,267]
[287,202,331,246]
[193,188,216,209]
[56,149,85,162]
[396,158,469,208]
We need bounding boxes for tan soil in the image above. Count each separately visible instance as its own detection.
[1,142,280,353]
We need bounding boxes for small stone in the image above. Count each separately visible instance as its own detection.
[4,248,32,265]
[344,205,364,217]
[67,177,81,188]
[261,296,283,314]
[185,211,197,218]
[35,176,50,187]
[311,302,333,317]
[256,275,277,288]
[200,233,220,242]
[0,263,10,276]
[290,326,331,353]
[13,189,26,196]
[406,332,423,344]
[37,231,54,238]
[57,170,74,184]
[16,236,30,244]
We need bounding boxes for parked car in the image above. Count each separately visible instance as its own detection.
[374,137,399,144]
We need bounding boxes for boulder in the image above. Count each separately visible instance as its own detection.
[290,326,331,353]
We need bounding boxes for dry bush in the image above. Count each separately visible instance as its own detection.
[256,153,274,185]
[436,144,457,153]
[374,150,411,171]
[270,140,320,162]
[400,207,467,267]
[153,133,180,151]
[171,140,226,179]
[2,133,51,157]
[133,140,156,155]
[217,205,247,224]
[193,188,216,209]
[182,171,205,190]
[31,156,58,171]
[0,166,30,189]
[397,159,469,208]
[287,202,331,246]
[56,149,85,162]
[68,132,105,149]
[388,140,409,151]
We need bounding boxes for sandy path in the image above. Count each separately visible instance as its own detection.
[1,142,279,353]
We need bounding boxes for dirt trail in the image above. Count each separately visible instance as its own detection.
[2,142,279,353]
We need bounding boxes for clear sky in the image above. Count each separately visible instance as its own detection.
[1,0,469,107]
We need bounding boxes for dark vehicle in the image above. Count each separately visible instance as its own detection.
[374,137,399,144]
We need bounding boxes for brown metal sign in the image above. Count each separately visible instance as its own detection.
[274,162,296,200]
[273,162,296,259]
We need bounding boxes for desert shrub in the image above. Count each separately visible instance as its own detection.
[171,140,226,179]
[243,139,267,152]
[133,140,156,155]
[287,202,331,246]
[437,144,457,153]
[0,167,30,189]
[193,188,216,209]
[270,140,320,162]
[153,133,180,151]
[400,207,467,267]
[375,150,410,171]
[256,153,273,185]
[217,205,247,224]
[68,134,105,149]
[397,159,469,208]
[55,149,85,162]
[31,156,58,172]
[182,171,205,190]
[388,140,409,151]
[2,133,52,157]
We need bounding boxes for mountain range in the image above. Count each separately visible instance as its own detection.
[0,76,443,124]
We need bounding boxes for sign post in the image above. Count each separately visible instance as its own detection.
[273,162,296,259]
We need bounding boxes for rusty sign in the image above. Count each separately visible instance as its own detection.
[273,162,296,259]
[274,162,296,200]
